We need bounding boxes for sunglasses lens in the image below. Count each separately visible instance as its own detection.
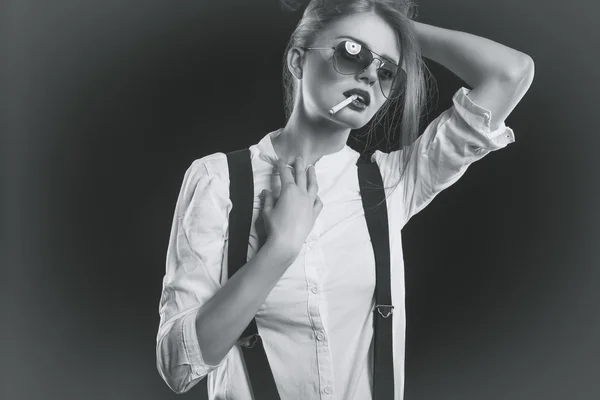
[380,67,406,99]
[332,40,406,99]
[333,41,372,74]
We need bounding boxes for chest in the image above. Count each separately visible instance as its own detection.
[250,182,377,321]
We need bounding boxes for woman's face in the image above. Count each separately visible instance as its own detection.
[296,12,402,129]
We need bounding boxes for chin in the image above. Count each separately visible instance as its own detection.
[329,109,374,129]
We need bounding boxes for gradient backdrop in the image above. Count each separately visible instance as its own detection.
[3,0,600,399]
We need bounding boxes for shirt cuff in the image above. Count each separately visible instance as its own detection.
[181,308,228,377]
[453,86,516,150]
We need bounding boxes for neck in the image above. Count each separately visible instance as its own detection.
[273,104,352,167]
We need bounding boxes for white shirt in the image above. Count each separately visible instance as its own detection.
[156,87,515,399]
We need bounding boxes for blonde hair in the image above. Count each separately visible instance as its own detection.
[281,0,436,192]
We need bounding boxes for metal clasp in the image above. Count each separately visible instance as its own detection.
[239,334,260,348]
[375,305,394,318]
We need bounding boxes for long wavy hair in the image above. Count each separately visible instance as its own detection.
[281,0,436,194]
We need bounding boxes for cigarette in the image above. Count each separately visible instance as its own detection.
[328,95,358,115]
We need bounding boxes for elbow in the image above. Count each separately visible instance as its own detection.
[156,335,207,394]
[159,371,186,395]
[156,352,206,395]
[506,54,535,84]
[158,367,200,395]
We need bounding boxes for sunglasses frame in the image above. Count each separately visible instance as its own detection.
[300,40,405,100]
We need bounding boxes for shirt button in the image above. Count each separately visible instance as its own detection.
[316,332,325,341]
[311,287,318,294]
[323,386,332,394]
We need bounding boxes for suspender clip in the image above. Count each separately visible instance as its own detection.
[376,305,394,318]
[239,334,260,348]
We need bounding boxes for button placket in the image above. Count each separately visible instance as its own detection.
[304,229,334,399]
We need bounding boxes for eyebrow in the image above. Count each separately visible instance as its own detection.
[334,35,399,65]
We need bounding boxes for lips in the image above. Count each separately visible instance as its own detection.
[343,88,371,107]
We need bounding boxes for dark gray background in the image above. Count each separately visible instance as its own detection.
[3,0,599,399]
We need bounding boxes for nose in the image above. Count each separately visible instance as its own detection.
[357,58,382,87]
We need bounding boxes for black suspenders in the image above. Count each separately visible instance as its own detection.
[225,148,394,399]
[356,154,395,400]
[226,149,281,400]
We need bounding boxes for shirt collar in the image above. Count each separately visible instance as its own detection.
[252,128,359,170]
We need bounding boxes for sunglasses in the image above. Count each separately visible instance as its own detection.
[300,40,406,100]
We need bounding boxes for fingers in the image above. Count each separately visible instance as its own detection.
[313,196,323,215]
[306,164,318,200]
[261,189,273,215]
[276,157,319,202]
[294,157,306,190]
[277,157,294,186]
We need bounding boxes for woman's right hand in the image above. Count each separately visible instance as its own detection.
[260,156,323,256]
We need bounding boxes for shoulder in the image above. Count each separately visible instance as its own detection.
[186,152,229,181]
[180,151,235,197]
[177,152,232,217]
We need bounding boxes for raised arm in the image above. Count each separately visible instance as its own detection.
[372,21,534,226]
[413,20,535,130]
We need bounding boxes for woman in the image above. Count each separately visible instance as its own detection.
[156,0,534,399]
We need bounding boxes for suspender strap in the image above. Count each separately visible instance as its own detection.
[357,157,395,400]
[226,149,281,399]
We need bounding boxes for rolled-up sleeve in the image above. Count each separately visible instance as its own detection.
[372,86,516,226]
[156,156,230,394]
